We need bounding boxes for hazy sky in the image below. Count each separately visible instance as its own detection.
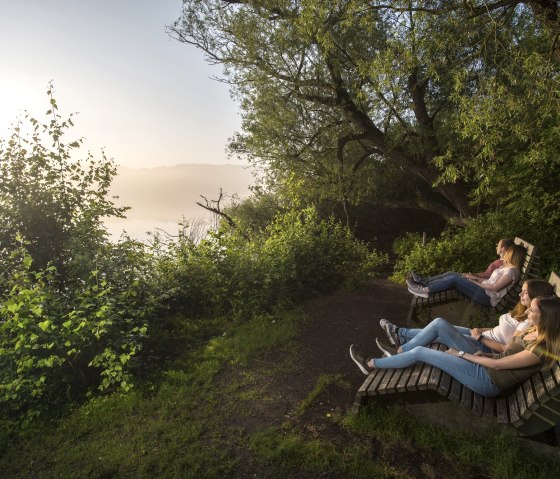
[0,0,244,168]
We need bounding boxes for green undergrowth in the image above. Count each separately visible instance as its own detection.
[1,308,559,479]
[345,405,560,479]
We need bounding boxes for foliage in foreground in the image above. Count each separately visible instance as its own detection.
[1,308,558,479]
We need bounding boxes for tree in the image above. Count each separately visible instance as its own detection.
[0,85,128,281]
[169,1,559,225]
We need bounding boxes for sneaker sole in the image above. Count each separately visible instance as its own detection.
[407,286,429,299]
[349,346,370,375]
[375,338,394,357]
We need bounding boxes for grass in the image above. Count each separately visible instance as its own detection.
[1,307,559,478]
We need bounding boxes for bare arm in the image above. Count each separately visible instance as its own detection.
[467,270,515,292]
[446,348,540,369]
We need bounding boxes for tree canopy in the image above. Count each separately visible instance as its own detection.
[169,0,560,231]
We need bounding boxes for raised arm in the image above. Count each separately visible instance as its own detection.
[467,269,516,292]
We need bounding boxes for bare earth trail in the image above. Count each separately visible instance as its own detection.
[222,278,474,478]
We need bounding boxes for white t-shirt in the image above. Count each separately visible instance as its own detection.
[482,266,519,306]
[481,313,529,344]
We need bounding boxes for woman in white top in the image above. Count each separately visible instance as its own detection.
[378,278,554,356]
[407,244,527,307]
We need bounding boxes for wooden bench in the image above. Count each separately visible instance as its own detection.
[406,237,539,324]
[355,272,560,439]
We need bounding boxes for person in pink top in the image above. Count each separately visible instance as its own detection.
[407,238,514,287]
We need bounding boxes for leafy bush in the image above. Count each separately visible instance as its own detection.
[0,245,149,420]
[390,217,506,282]
[154,206,387,320]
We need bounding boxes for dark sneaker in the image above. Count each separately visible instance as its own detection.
[379,318,399,346]
[375,338,398,357]
[411,271,427,286]
[406,277,418,290]
[407,282,429,299]
[349,344,374,375]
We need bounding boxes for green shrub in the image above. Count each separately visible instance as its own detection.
[391,211,560,282]
[0,245,148,421]
[155,206,387,320]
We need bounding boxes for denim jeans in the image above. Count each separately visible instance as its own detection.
[427,273,491,306]
[398,323,494,354]
[424,271,459,285]
[373,345,501,396]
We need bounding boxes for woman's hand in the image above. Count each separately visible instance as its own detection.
[470,328,482,338]
[445,348,461,357]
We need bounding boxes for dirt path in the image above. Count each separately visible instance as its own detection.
[225,278,485,478]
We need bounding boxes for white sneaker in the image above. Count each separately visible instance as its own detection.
[408,283,429,299]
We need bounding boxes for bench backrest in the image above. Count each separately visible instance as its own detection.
[549,271,560,296]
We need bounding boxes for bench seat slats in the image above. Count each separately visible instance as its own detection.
[482,397,495,422]
[367,369,390,394]
[386,368,405,394]
[376,369,397,395]
[396,365,415,392]
[496,398,509,424]
[509,396,522,427]
[472,393,484,417]
[449,378,462,403]
[405,362,425,391]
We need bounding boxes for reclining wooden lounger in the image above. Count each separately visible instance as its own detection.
[356,272,560,439]
[406,237,539,323]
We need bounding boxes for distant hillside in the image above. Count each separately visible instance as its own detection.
[109,164,256,222]
[105,164,256,240]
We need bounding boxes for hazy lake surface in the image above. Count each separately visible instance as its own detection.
[104,163,255,242]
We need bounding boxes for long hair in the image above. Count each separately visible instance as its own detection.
[503,244,526,270]
[528,296,560,370]
[510,279,555,321]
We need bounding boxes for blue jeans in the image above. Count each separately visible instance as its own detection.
[373,345,501,396]
[424,271,459,285]
[398,324,494,354]
[427,273,491,306]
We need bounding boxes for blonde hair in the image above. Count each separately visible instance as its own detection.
[527,296,560,370]
[510,279,555,321]
[503,244,526,270]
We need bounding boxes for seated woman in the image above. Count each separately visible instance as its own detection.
[409,238,514,287]
[407,244,526,307]
[378,278,555,356]
[350,296,560,397]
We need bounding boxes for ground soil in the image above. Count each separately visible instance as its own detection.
[221,274,560,478]
[222,277,490,478]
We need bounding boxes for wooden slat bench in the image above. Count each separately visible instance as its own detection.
[406,237,539,323]
[355,272,560,439]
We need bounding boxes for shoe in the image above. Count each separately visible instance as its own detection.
[410,271,427,286]
[406,277,418,290]
[407,282,429,299]
[375,338,398,357]
[379,318,399,346]
[349,344,374,375]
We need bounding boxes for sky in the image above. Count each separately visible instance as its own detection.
[0,0,244,168]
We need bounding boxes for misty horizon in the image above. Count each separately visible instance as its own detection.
[105,163,257,241]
